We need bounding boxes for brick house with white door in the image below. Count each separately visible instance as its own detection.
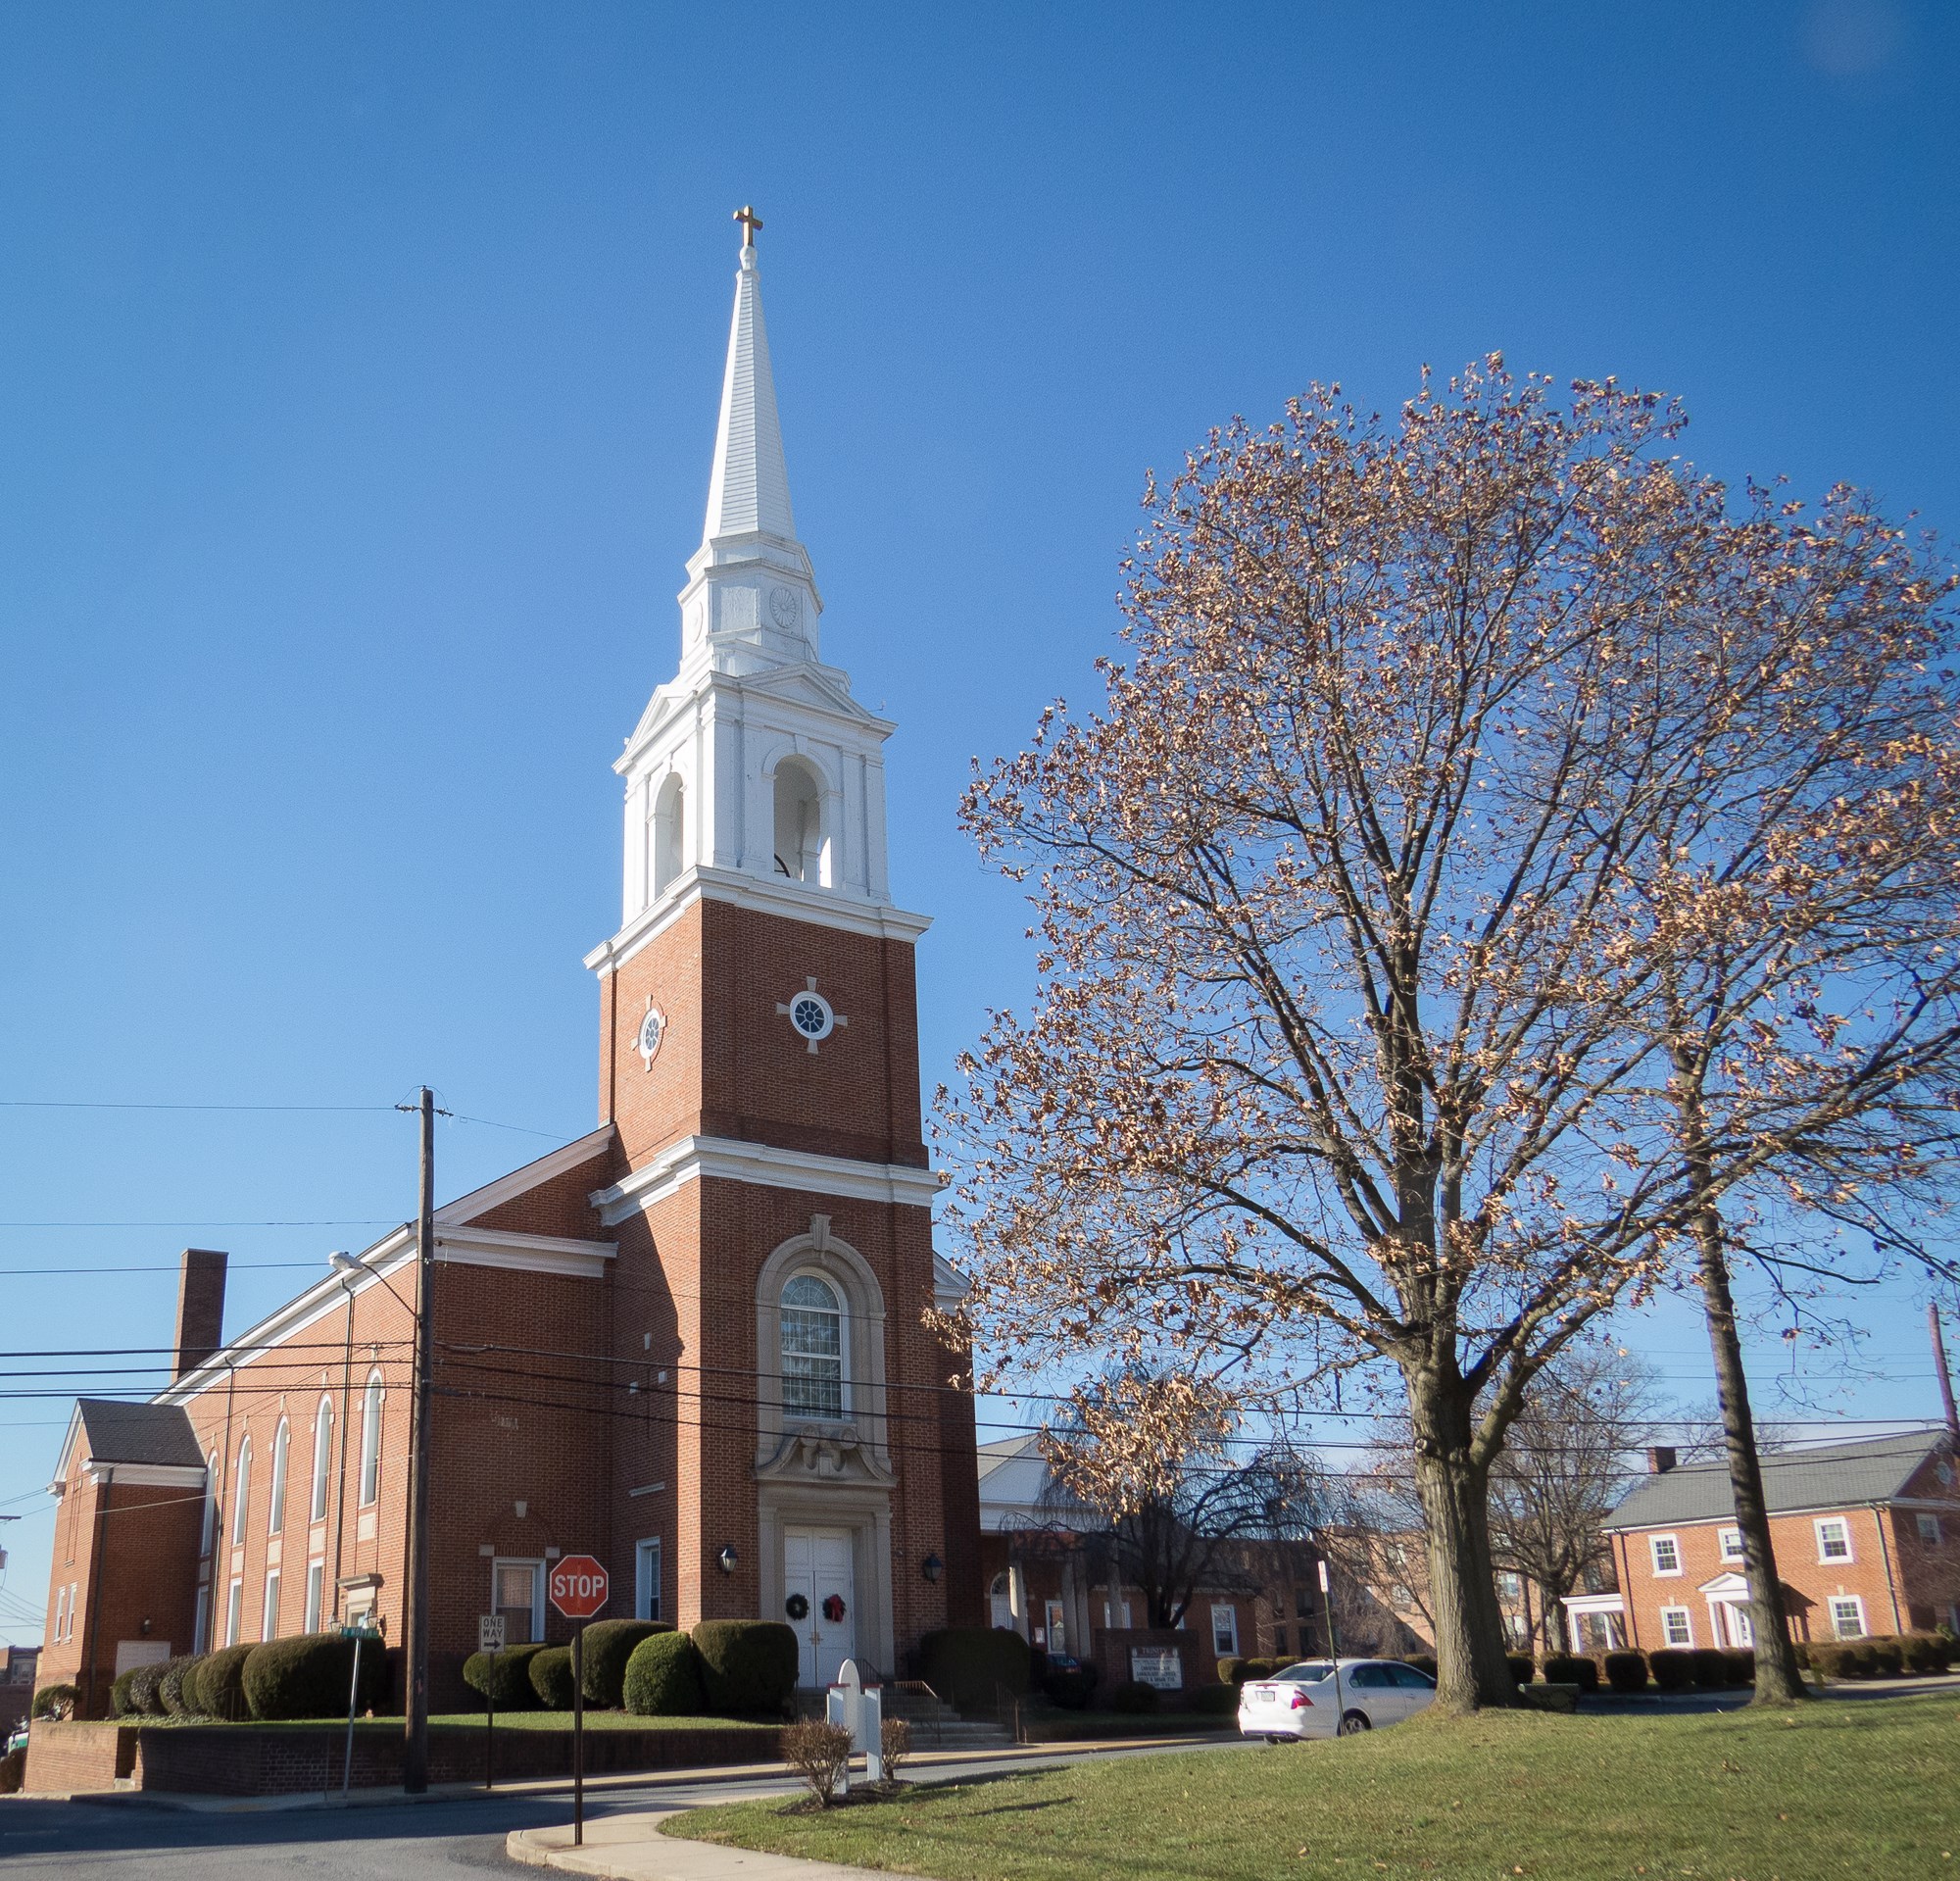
[40,220,983,1717]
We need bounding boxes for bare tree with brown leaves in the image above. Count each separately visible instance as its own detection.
[940,359,1960,1712]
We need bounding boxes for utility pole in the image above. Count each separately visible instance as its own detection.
[403,1087,435,1793]
[1932,1303,1960,1445]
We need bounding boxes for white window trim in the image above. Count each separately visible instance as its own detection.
[230,1439,252,1547]
[1659,1605,1693,1647]
[261,1569,280,1642]
[1210,1603,1239,1657]
[1649,1533,1684,1577]
[267,1419,289,1537]
[635,1538,662,1622]
[202,1451,220,1555]
[1814,1517,1853,1564]
[359,1371,385,1508]
[1718,1526,1744,1561]
[1829,1594,1867,1639]
[1917,1511,1943,1546]
[492,1557,544,1643]
[193,1584,210,1655]
[780,1268,849,1423]
[224,1576,244,1647]
[310,1397,333,1523]
[304,1559,325,1632]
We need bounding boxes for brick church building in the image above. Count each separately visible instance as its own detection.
[38,219,983,1717]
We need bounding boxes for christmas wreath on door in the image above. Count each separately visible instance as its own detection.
[821,1593,847,1623]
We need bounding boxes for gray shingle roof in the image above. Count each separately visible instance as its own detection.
[1603,1429,1950,1531]
[76,1399,205,1469]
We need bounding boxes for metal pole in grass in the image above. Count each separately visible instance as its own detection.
[342,1629,363,1799]
[1318,1558,1345,1731]
[572,1623,586,1846]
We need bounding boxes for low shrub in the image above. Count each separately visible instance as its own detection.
[32,1684,76,1721]
[622,1632,707,1717]
[1603,1651,1647,1694]
[0,1748,24,1795]
[243,1632,387,1720]
[110,1668,142,1717]
[1901,1631,1955,1674]
[880,1715,912,1783]
[1542,1655,1599,1693]
[1107,1680,1160,1713]
[1044,1662,1101,1709]
[918,1626,1031,1710]
[1792,1640,1812,1669]
[1648,1649,1693,1691]
[580,1619,668,1708]
[1505,1654,1536,1685]
[1688,1647,1729,1689]
[192,1645,255,1720]
[692,1621,799,1716]
[1401,1655,1439,1679]
[1215,1656,1247,1686]
[1720,1648,1755,1686]
[782,1717,852,1807]
[1864,1637,1904,1677]
[128,1658,172,1716]
[158,1656,197,1716]
[529,1646,576,1709]
[1188,1682,1239,1715]
[462,1642,545,1709]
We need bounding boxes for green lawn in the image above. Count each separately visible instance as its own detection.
[670,1693,1959,1881]
[130,1712,771,1733]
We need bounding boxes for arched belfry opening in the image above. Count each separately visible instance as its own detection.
[652,774,686,895]
[772,758,825,886]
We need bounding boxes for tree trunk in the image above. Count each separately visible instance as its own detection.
[1539,1580,1570,1656]
[1693,1204,1810,1705]
[1405,1365,1518,1711]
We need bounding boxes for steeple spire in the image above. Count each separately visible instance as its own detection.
[701,216,796,549]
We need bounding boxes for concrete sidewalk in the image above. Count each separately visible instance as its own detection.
[510,1810,889,1881]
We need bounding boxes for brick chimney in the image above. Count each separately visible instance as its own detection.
[173,1248,228,1379]
[1645,1445,1678,1475]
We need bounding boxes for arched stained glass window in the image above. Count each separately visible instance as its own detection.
[781,1272,844,1420]
[359,1371,384,1506]
[310,1398,332,1522]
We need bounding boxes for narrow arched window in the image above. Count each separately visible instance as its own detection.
[772,760,825,886]
[653,774,686,894]
[359,1371,384,1506]
[310,1398,333,1522]
[267,1419,289,1536]
[781,1272,844,1420]
[201,1450,220,1555]
[230,1438,252,1546]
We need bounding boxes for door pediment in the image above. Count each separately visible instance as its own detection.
[758,1423,896,1488]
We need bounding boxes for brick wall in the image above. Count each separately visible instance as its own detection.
[22,1722,135,1794]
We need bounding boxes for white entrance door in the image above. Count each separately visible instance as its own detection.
[785,1528,857,1687]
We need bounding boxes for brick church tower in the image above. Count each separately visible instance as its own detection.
[579,216,974,1685]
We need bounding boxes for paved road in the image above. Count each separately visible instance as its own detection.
[0,1741,1250,1881]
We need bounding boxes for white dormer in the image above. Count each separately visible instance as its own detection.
[587,219,928,979]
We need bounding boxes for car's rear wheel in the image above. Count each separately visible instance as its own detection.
[1338,1710,1370,1735]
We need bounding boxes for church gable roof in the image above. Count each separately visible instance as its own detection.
[71,1399,204,1471]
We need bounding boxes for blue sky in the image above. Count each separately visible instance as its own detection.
[2,1,1956,1643]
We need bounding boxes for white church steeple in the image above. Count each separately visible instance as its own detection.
[588,212,928,974]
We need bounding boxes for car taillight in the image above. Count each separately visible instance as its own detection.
[1291,1692,1312,1709]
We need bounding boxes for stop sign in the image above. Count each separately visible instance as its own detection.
[548,1555,610,1620]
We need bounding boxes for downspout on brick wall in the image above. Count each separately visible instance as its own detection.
[1871,1505,1903,1634]
[80,1466,112,1717]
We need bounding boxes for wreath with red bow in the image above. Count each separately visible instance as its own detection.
[821,1593,848,1623]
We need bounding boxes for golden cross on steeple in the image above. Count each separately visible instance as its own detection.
[734,204,763,250]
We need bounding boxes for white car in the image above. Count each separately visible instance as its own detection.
[1238,1658,1437,1740]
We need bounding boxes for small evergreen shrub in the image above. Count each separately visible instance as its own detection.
[110,1669,142,1717]
[32,1683,76,1721]
[126,1658,171,1716]
[1864,1637,1903,1677]
[1505,1654,1536,1685]
[1542,1655,1599,1693]
[1188,1682,1239,1715]
[1215,1656,1247,1686]
[1401,1655,1439,1679]
[580,1619,668,1708]
[918,1626,1031,1710]
[158,1656,197,1716]
[622,1632,708,1716]
[692,1621,799,1716]
[194,1645,255,1720]
[1647,1649,1693,1691]
[1791,1640,1812,1669]
[1107,1679,1160,1713]
[1901,1632,1954,1674]
[1603,1651,1647,1693]
[1044,1661,1101,1709]
[463,1642,545,1709]
[529,1646,576,1709]
[1719,1648,1755,1686]
[1688,1648,1729,1689]
[243,1632,386,1720]
[0,1748,24,1795]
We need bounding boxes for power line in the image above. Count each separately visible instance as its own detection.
[0,1222,396,1232]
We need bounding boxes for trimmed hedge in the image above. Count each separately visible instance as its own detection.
[1506,1654,1536,1685]
[581,1619,668,1708]
[32,1683,76,1720]
[692,1620,799,1716]
[1688,1647,1729,1690]
[158,1656,197,1716]
[1215,1656,1249,1686]
[1719,1647,1756,1687]
[243,1631,387,1720]
[110,1668,142,1717]
[1648,1648,1693,1691]
[1044,1662,1101,1709]
[623,1631,708,1716]
[1542,1654,1599,1693]
[189,1644,255,1720]
[1401,1655,1439,1679]
[1603,1651,1647,1693]
[529,1646,576,1709]
[1902,1631,1956,1673]
[1188,1682,1239,1715]
[463,1642,545,1709]
[1806,1633,1950,1678]
[128,1658,171,1715]
[1108,1680,1160,1713]
[918,1625,1032,1711]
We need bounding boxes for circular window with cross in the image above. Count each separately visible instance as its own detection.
[777,977,848,1054]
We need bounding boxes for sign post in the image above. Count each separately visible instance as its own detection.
[548,1555,609,1847]
[1318,1558,1345,1727]
[478,1614,506,1790]
[338,1620,382,1799]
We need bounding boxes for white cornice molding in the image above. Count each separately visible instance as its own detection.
[436,1225,616,1279]
[84,1462,207,1489]
[591,1134,944,1226]
[585,866,931,977]
[434,1124,616,1228]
